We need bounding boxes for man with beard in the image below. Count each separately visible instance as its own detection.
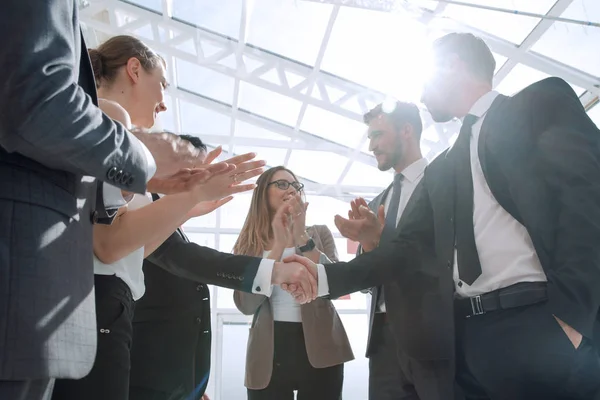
[284,32,600,399]
[336,101,453,400]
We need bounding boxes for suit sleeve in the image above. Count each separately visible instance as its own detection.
[145,232,262,292]
[0,1,148,193]
[324,179,436,298]
[533,78,600,339]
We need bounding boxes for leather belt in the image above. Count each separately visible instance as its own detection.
[455,282,547,319]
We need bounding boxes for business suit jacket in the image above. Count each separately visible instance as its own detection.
[323,77,600,359]
[0,0,149,380]
[234,225,355,390]
[363,186,453,361]
[130,228,212,400]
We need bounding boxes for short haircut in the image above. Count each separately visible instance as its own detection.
[432,33,496,84]
[179,134,207,151]
[363,101,423,141]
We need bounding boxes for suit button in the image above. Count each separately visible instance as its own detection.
[195,317,201,324]
[106,167,118,180]
[255,286,261,292]
[196,284,203,291]
[238,276,243,281]
[447,260,452,268]
[120,172,129,185]
[115,170,123,182]
[127,176,135,186]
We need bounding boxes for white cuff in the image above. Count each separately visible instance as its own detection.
[252,259,274,297]
[317,264,330,297]
[102,183,129,209]
[138,140,157,182]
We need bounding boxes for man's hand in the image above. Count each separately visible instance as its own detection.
[201,394,210,400]
[133,130,207,179]
[271,256,318,303]
[335,197,385,252]
[554,315,583,349]
[146,162,234,195]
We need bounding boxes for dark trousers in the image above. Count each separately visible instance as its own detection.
[52,275,135,400]
[0,379,55,400]
[456,300,600,400]
[129,386,190,400]
[247,321,344,400]
[369,314,455,400]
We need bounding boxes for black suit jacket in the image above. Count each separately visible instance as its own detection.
[130,229,212,399]
[325,77,600,359]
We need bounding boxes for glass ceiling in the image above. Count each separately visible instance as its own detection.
[81,0,600,210]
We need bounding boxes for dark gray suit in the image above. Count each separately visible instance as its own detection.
[0,0,149,397]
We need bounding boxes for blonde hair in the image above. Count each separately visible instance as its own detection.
[232,166,301,257]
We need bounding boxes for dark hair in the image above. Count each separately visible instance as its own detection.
[363,101,423,141]
[432,33,496,84]
[88,35,165,89]
[179,134,207,151]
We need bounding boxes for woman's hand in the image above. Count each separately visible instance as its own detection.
[272,202,294,248]
[288,194,309,245]
[185,196,233,220]
[189,153,265,202]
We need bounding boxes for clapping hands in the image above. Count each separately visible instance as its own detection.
[335,197,384,252]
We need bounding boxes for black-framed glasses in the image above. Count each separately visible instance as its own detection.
[268,179,304,192]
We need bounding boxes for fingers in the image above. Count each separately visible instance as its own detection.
[203,146,222,165]
[358,204,373,218]
[377,204,386,224]
[223,152,257,166]
[350,199,360,217]
[216,196,234,207]
[334,214,358,241]
[230,166,264,184]
[357,197,368,208]
[226,183,257,195]
[204,162,234,175]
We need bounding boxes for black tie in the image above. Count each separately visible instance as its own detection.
[381,173,403,242]
[453,114,482,285]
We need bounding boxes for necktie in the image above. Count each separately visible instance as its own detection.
[453,114,482,285]
[375,173,403,311]
[380,173,403,243]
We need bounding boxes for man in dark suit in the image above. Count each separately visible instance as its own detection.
[336,102,453,400]
[129,136,214,400]
[0,3,257,399]
[285,33,600,399]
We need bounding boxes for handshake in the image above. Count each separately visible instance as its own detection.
[271,255,320,304]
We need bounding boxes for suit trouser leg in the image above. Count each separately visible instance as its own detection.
[52,275,134,400]
[396,347,457,400]
[455,300,600,400]
[368,315,416,400]
[0,379,55,400]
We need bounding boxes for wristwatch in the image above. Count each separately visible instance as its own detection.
[298,237,316,253]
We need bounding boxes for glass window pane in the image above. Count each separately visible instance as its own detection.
[235,120,291,141]
[339,314,369,400]
[172,0,242,39]
[238,82,302,127]
[184,209,217,229]
[233,145,288,168]
[177,59,235,105]
[246,0,333,65]
[304,195,351,234]
[179,101,231,142]
[287,150,348,184]
[219,233,241,254]
[531,0,600,77]
[219,321,252,399]
[588,104,600,128]
[495,64,586,96]
[439,0,556,44]
[300,106,366,149]
[219,194,253,230]
[323,7,430,103]
[154,94,176,132]
[125,0,162,13]
[342,161,393,188]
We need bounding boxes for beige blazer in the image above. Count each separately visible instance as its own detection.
[233,225,355,390]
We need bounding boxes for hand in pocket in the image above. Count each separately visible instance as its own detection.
[553,315,582,349]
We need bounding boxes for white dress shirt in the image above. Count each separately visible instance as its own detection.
[377,158,428,312]
[265,248,303,322]
[453,90,546,297]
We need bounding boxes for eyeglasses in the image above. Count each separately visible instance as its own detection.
[268,180,304,192]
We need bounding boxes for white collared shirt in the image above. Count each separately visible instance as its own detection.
[378,158,428,312]
[453,90,546,297]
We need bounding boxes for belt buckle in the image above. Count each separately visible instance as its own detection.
[469,295,485,317]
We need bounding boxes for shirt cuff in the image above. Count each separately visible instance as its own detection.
[102,183,129,209]
[252,259,274,297]
[317,264,330,297]
[138,140,157,182]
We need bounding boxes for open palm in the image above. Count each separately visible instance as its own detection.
[186,196,234,219]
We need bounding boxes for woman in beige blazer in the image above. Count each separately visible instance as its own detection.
[233,166,354,400]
